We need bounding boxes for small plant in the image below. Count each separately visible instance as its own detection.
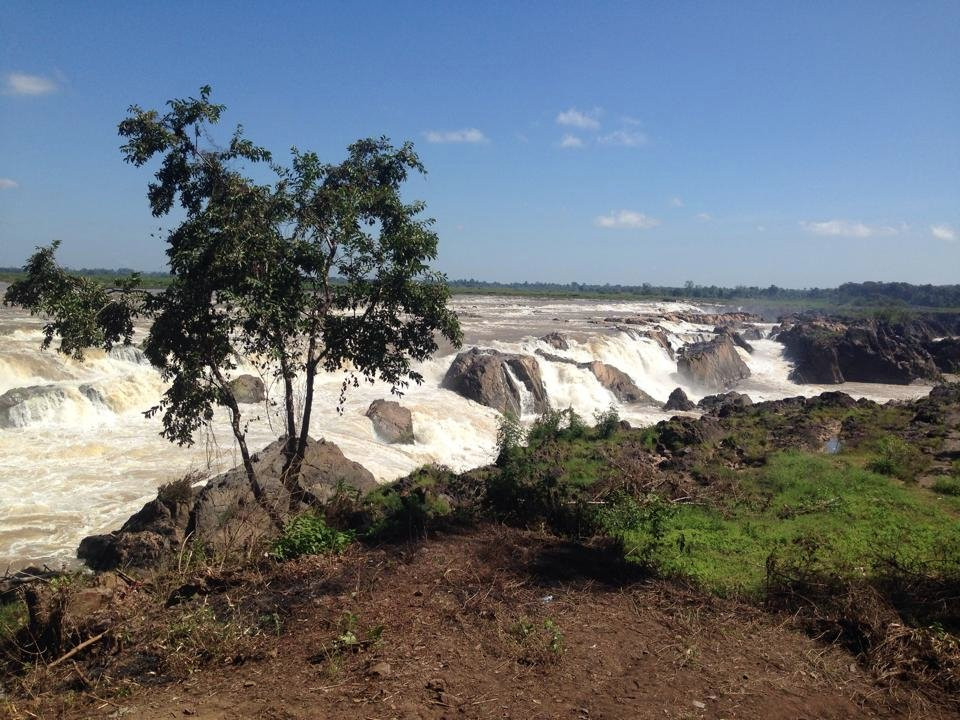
[496,411,526,465]
[599,491,677,566]
[932,476,960,497]
[507,616,565,664]
[157,471,202,505]
[866,435,926,481]
[271,512,354,560]
[593,406,620,439]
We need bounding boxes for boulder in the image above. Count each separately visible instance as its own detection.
[534,349,578,365]
[191,437,377,548]
[0,385,72,428]
[230,374,266,403]
[739,325,765,341]
[78,437,377,570]
[540,332,569,350]
[366,399,414,444]
[677,335,751,390]
[925,338,960,373]
[442,348,548,416]
[78,490,195,571]
[697,391,753,412]
[663,387,695,412]
[777,319,941,385]
[581,361,659,405]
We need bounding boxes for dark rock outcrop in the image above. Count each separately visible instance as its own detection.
[925,338,960,373]
[677,335,751,390]
[230,374,266,403]
[697,391,753,413]
[739,325,765,341]
[79,490,195,571]
[78,437,377,570]
[540,332,569,350]
[366,399,414,444]
[663,387,695,412]
[442,348,548,416]
[777,319,941,385]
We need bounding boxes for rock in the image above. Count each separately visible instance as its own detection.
[191,437,377,549]
[230,374,266,404]
[664,387,695,412]
[366,399,414,444]
[540,332,569,350]
[581,361,659,405]
[739,325,764,341]
[442,348,548,416]
[78,437,376,570]
[730,332,754,354]
[777,319,941,385]
[677,335,751,390]
[0,385,73,428]
[697,391,753,413]
[926,338,960,373]
[78,489,195,571]
[367,661,392,679]
[534,349,578,365]
[643,328,675,359]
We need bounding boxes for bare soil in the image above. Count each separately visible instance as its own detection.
[16,525,958,720]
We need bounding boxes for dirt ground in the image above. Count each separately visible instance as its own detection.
[12,526,960,720]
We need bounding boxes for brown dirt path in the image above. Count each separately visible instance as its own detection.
[27,527,960,719]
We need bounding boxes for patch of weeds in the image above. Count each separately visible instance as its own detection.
[0,597,27,641]
[507,616,564,664]
[157,471,202,505]
[310,611,384,678]
[600,492,677,567]
[932,476,960,497]
[865,435,927,481]
[271,512,354,560]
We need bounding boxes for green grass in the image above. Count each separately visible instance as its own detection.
[620,451,960,597]
[0,598,27,640]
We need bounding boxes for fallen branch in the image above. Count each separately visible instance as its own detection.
[48,629,110,668]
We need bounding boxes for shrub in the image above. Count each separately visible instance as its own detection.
[932,476,960,497]
[593,406,620,439]
[599,491,677,566]
[496,411,526,466]
[271,512,354,560]
[865,435,926,481]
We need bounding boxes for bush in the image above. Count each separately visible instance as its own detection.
[271,512,354,560]
[593,406,620,439]
[865,435,926,481]
[932,476,960,497]
[598,492,677,566]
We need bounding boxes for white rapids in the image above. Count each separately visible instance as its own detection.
[0,290,932,570]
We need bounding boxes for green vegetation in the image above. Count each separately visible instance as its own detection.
[622,452,959,596]
[271,512,354,560]
[0,598,26,641]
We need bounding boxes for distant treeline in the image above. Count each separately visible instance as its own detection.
[449,279,960,308]
[2,266,959,309]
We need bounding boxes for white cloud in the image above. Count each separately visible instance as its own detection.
[670,197,684,208]
[4,72,58,96]
[0,178,18,190]
[800,219,899,238]
[695,212,712,222]
[556,107,602,129]
[931,224,957,242]
[598,130,648,147]
[595,210,660,230]
[423,128,488,144]
[559,134,584,149]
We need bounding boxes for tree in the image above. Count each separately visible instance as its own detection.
[5,86,462,526]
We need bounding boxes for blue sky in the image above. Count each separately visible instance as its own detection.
[1,2,958,287]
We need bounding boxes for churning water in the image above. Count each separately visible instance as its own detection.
[0,290,931,570]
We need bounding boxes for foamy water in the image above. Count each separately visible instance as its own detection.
[0,292,931,570]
